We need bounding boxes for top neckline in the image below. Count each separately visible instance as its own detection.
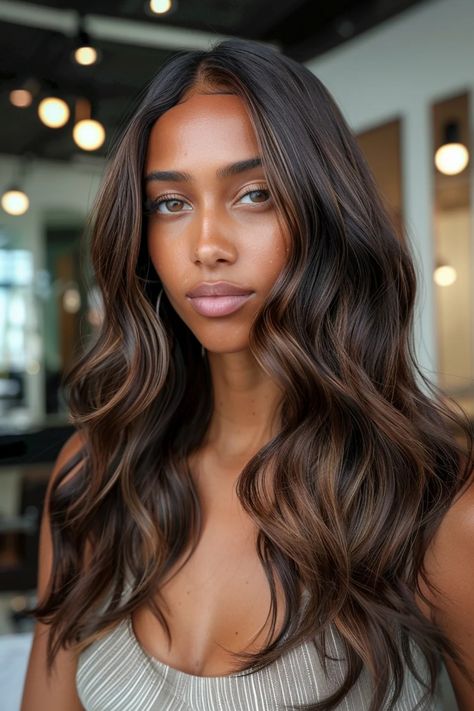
[126,614,260,681]
[126,589,312,683]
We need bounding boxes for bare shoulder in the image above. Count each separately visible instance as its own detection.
[416,464,474,710]
[52,430,88,487]
[20,430,89,711]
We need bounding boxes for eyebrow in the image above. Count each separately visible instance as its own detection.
[144,156,263,184]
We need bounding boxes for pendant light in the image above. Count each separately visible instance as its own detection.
[1,158,31,216]
[433,258,457,287]
[38,96,70,128]
[1,188,30,216]
[72,97,105,151]
[10,89,33,108]
[149,0,173,14]
[72,17,100,66]
[9,78,40,109]
[435,120,469,175]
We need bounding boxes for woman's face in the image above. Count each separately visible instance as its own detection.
[144,91,290,354]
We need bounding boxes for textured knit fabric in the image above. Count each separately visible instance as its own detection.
[76,592,444,711]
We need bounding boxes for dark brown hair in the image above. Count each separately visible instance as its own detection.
[33,37,474,710]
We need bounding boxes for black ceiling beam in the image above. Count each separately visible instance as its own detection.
[236,0,309,41]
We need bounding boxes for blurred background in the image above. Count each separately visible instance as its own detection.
[0,0,472,708]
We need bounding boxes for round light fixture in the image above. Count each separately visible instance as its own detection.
[73,26,100,66]
[433,264,457,287]
[38,97,70,128]
[435,144,469,175]
[9,89,33,108]
[63,286,81,313]
[1,188,30,216]
[149,0,172,14]
[74,45,98,66]
[73,118,105,151]
[435,120,469,176]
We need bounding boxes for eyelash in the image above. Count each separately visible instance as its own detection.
[144,184,271,216]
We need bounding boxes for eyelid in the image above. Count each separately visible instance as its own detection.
[235,182,269,200]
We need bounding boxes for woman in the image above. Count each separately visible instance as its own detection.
[21,38,474,711]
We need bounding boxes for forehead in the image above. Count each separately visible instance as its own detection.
[145,93,259,166]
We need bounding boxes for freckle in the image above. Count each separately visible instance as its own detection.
[235,631,239,635]
[186,590,190,595]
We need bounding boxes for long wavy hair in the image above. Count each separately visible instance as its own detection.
[33,37,474,710]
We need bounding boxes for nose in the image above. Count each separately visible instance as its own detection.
[191,202,237,266]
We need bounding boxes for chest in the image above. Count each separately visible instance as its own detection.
[131,464,288,677]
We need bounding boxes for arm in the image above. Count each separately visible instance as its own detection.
[416,472,474,711]
[20,431,88,711]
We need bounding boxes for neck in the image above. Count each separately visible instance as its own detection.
[203,348,283,462]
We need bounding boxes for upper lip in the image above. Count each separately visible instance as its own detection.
[186,281,254,298]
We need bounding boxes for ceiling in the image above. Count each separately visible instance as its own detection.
[0,0,428,164]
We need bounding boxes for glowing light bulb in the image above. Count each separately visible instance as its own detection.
[150,0,172,14]
[38,97,70,128]
[63,287,81,313]
[10,89,33,108]
[435,143,469,175]
[1,189,30,216]
[434,265,457,287]
[74,46,98,66]
[73,119,105,151]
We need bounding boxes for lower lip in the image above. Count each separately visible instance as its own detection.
[187,293,254,317]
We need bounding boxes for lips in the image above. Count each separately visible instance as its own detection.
[186,281,254,298]
[187,293,253,317]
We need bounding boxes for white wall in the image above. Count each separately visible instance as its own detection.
[306,0,474,392]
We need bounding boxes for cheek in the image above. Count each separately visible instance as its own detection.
[147,233,194,310]
[263,250,288,291]
[147,232,180,282]
[254,226,289,282]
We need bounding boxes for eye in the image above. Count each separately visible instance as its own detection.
[238,186,271,205]
[144,194,192,216]
[143,184,272,216]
